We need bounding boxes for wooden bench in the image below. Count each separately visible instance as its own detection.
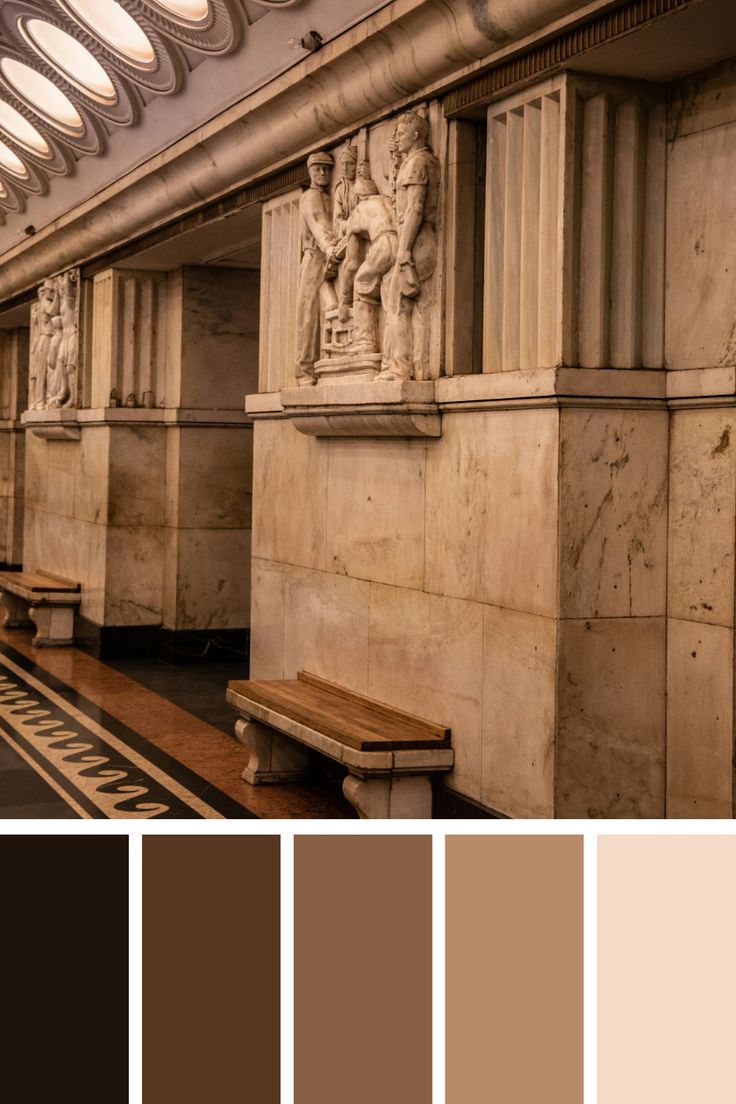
[226,670,453,818]
[0,569,81,647]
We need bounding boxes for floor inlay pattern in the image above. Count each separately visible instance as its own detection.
[0,643,253,819]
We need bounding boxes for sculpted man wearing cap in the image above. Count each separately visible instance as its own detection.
[30,277,59,411]
[295,150,339,386]
[380,109,439,381]
[337,175,397,355]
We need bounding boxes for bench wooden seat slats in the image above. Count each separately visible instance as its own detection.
[227,670,451,753]
[0,570,80,593]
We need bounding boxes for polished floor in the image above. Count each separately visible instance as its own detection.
[0,628,351,819]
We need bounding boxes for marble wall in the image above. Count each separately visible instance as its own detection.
[0,329,28,567]
[24,265,258,639]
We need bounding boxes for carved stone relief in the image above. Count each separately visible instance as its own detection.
[28,269,80,412]
[295,106,441,386]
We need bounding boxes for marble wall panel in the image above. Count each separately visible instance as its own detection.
[73,428,110,526]
[104,526,164,626]
[23,435,48,514]
[325,439,426,589]
[481,604,557,818]
[367,583,484,801]
[666,618,734,819]
[252,421,328,572]
[250,558,287,680]
[179,267,260,410]
[559,409,668,618]
[556,617,666,818]
[23,507,106,623]
[107,426,166,528]
[282,566,370,694]
[425,410,559,617]
[46,441,78,520]
[175,426,252,530]
[668,409,736,627]
[666,118,736,370]
[166,527,251,631]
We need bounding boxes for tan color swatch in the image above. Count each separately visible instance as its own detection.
[143,835,280,1104]
[599,835,736,1104]
[446,835,583,1104]
[295,835,432,1104]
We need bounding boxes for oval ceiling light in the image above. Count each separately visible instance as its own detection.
[0,58,83,132]
[23,20,117,104]
[0,100,51,158]
[150,0,210,20]
[61,0,156,68]
[0,138,28,178]
[0,180,7,198]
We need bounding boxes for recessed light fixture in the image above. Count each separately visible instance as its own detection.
[148,0,211,22]
[23,20,117,104]
[0,57,84,133]
[0,138,28,178]
[60,0,157,68]
[0,100,51,158]
[0,180,7,199]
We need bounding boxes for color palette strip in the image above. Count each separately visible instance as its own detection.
[1,835,128,1104]
[447,835,584,1104]
[143,836,280,1104]
[295,835,433,1104]
[598,835,736,1104]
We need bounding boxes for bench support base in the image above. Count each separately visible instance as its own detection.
[0,592,34,629]
[28,604,76,647]
[343,774,433,819]
[235,718,309,784]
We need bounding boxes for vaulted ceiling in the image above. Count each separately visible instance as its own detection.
[0,0,306,222]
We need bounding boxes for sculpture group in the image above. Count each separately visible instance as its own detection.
[29,269,79,412]
[296,109,439,386]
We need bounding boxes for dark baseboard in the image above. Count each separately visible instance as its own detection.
[433,783,506,819]
[75,616,250,664]
[0,562,22,571]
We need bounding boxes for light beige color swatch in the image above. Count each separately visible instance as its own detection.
[599,836,736,1104]
[446,835,583,1104]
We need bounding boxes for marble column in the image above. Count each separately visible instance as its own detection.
[0,328,28,568]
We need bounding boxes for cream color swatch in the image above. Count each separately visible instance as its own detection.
[599,836,736,1104]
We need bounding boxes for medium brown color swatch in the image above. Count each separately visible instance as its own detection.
[446,835,583,1104]
[1,835,128,1104]
[295,835,432,1104]
[143,835,279,1104]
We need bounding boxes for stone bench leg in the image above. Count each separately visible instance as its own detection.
[28,604,76,647]
[343,774,433,819]
[0,591,33,629]
[235,718,309,784]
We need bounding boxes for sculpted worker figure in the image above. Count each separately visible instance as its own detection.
[337,176,397,355]
[295,150,339,386]
[380,109,439,381]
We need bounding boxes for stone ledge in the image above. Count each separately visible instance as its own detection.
[22,408,252,434]
[281,380,441,438]
[436,367,666,408]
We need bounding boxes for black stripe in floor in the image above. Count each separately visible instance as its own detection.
[0,642,254,820]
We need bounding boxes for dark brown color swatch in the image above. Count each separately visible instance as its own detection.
[143,835,279,1104]
[446,835,583,1104]
[1,835,128,1104]
[295,835,432,1104]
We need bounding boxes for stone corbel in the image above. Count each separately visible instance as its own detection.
[247,380,441,438]
[20,410,81,440]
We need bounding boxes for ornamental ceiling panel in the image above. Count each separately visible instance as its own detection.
[0,0,317,226]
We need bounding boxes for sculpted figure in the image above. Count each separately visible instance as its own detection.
[295,150,339,386]
[333,143,358,238]
[380,109,440,381]
[30,279,59,411]
[337,176,397,354]
[58,270,79,408]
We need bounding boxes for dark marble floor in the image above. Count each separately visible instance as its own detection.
[0,628,352,819]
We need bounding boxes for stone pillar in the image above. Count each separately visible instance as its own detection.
[248,78,672,817]
[161,266,258,660]
[0,329,28,568]
[22,264,257,659]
